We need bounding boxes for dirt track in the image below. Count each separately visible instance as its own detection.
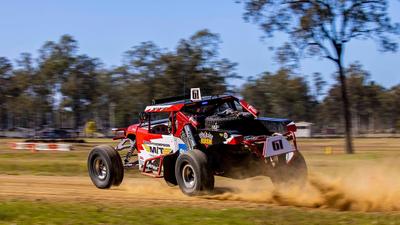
[1,153,400,212]
[2,165,400,212]
[0,174,272,209]
[2,138,400,213]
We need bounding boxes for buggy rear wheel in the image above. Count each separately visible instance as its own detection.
[175,150,214,196]
[267,151,307,187]
[88,145,124,189]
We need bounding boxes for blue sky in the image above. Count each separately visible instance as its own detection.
[1,0,399,89]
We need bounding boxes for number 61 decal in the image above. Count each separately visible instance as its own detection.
[264,135,294,157]
[272,140,283,151]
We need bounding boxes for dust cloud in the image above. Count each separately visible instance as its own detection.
[201,161,400,212]
[117,161,400,212]
[121,178,188,200]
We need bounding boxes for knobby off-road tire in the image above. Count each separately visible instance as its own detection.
[175,149,214,196]
[88,145,124,189]
[205,112,253,130]
[268,151,308,187]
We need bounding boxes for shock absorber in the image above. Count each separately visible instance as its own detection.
[183,124,198,151]
[115,138,137,168]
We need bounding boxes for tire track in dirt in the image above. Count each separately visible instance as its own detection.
[2,159,400,212]
[0,175,268,209]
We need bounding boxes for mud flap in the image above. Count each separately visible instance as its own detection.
[163,152,178,186]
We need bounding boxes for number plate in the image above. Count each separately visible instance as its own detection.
[263,135,294,157]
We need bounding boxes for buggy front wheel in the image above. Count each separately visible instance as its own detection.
[175,150,214,196]
[88,145,124,189]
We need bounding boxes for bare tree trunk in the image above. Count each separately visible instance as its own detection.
[335,43,354,154]
[109,102,115,129]
[0,104,5,129]
[73,99,81,131]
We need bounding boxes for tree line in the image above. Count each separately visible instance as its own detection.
[0,30,237,131]
[237,0,399,153]
[0,30,399,134]
[242,63,400,134]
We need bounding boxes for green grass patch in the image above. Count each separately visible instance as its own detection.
[0,161,87,176]
[0,138,399,177]
[0,200,399,225]
[0,151,88,160]
[0,149,88,176]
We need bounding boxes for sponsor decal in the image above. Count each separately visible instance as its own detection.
[178,143,188,152]
[145,105,173,112]
[199,132,213,145]
[142,141,172,155]
[211,124,219,130]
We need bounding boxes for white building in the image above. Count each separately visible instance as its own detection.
[295,121,313,137]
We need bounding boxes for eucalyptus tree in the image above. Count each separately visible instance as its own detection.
[0,57,13,128]
[239,0,400,153]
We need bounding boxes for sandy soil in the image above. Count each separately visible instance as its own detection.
[2,163,400,212]
[2,138,400,212]
[0,174,272,209]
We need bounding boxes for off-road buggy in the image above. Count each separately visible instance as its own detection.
[88,89,307,196]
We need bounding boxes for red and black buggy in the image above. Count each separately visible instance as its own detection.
[88,89,307,196]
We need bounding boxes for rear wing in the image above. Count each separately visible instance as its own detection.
[151,87,201,105]
[151,95,190,105]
